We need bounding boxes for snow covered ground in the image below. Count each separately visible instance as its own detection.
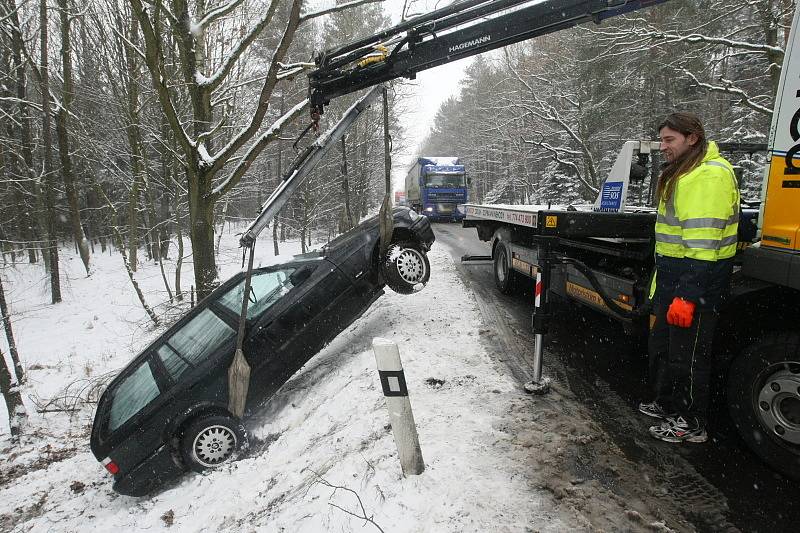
[0,225,672,532]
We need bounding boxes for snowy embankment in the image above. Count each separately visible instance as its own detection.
[0,227,579,532]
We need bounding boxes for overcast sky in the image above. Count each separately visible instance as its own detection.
[383,1,472,190]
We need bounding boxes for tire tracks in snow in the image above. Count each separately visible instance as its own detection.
[445,243,738,533]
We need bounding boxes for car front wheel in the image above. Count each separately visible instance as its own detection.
[727,332,800,481]
[382,241,430,294]
[180,414,248,472]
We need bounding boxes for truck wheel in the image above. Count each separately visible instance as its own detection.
[180,415,248,472]
[493,243,516,294]
[727,332,800,480]
[382,241,430,294]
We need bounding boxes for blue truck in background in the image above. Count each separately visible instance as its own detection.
[404,157,468,221]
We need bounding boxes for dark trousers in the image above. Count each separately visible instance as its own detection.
[648,305,719,425]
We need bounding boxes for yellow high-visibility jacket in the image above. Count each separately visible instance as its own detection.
[655,141,739,260]
[650,142,739,307]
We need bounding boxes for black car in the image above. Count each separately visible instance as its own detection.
[90,207,434,496]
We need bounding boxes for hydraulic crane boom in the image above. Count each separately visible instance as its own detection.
[240,86,382,247]
[309,0,670,113]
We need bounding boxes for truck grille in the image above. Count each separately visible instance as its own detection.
[428,192,465,201]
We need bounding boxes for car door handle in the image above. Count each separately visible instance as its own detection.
[255,321,273,334]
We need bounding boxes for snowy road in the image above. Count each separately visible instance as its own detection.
[432,222,800,533]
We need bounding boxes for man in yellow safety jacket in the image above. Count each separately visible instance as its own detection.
[638,112,739,443]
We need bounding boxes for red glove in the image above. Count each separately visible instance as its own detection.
[667,297,696,328]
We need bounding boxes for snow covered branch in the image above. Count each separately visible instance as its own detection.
[209,98,309,202]
[207,0,303,177]
[198,0,280,91]
[299,0,384,24]
[140,0,179,28]
[0,1,20,26]
[277,61,316,80]
[111,26,146,63]
[194,0,247,29]
[683,71,773,116]
[643,30,785,56]
[521,136,599,195]
[503,52,598,190]
[129,0,194,157]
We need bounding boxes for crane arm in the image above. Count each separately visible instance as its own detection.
[309,0,670,113]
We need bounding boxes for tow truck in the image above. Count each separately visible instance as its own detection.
[305,0,800,480]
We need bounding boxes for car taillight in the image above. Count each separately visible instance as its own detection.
[102,457,119,475]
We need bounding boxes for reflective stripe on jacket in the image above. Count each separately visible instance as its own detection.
[654,141,739,261]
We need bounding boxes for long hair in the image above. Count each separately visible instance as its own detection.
[656,112,708,202]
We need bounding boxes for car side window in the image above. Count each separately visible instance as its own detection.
[156,344,191,382]
[108,359,160,431]
[216,269,296,320]
[156,308,236,381]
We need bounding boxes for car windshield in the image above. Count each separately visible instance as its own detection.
[424,172,465,188]
[216,268,296,320]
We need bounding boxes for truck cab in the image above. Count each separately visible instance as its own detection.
[405,157,468,221]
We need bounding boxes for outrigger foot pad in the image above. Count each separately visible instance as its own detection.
[523,377,551,395]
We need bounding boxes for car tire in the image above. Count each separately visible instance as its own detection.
[382,241,430,294]
[180,414,248,472]
[493,242,516,295]
[727,332,800,481]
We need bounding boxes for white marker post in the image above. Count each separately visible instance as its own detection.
[372,338,425,476]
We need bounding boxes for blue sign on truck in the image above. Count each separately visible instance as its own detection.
[404,157,468,221]
[598,181,624,212]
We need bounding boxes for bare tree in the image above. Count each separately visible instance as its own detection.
[39,0,62,303]
[56,0,91,275]
[128,0,380,298]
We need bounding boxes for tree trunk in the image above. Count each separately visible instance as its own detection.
[272,216,280,256]
[40,0,62,304]
[0,275,24,383]
[125,14,144,273]
[273,95,284,256]
[56,0,91,276]
[215,198,229,256]
[187,168,218,300]
[341,135,354,231]
[0,348,26,441]
[6,0,38,265]
[378,88,393,257]
[142,169,159,262]
[172,154,184,302]
[300,185,309,254]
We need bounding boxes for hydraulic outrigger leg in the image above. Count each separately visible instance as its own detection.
[524,239,553,395]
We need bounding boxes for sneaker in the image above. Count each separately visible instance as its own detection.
[638,400,669,419]
[649,416,708,443]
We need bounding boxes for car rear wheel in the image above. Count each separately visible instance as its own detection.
[727,332,800,481]
[382,241,430,295]
[180,415,248,472]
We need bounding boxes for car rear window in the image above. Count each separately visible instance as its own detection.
[108,360,160,431]
[216,269,295,319]
[157,308,236,381]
